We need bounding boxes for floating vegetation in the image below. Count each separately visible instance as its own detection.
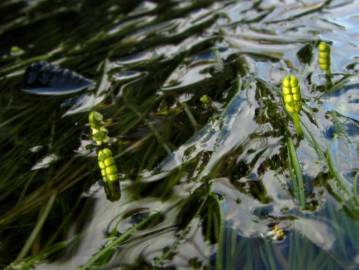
[282,75,303,136]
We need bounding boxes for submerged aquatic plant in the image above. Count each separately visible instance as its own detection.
[318,41,331,73]
[282,75,302,136]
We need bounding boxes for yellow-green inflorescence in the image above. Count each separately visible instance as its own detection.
[282,75,302,136]
[89,111,121,201]
[318,41,331,72]
[98,148,118,183]
[282,75,302,114]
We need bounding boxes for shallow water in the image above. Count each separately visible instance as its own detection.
[0,0,359,269]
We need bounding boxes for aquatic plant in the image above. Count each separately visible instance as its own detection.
[89,111,120,201]
[282,75,302,136]
[1,0,359,269]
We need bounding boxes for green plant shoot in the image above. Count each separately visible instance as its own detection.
[89,111,121,201]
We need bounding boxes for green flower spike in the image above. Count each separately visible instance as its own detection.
[318,41,331,73]
[282,75,302,136]
[98,148,121,201]
[282,75,301,113]
[98,148,118,182]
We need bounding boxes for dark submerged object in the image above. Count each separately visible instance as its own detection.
[23,61,94,95]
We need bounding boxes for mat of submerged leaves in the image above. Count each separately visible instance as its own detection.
[0,0,359,269]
